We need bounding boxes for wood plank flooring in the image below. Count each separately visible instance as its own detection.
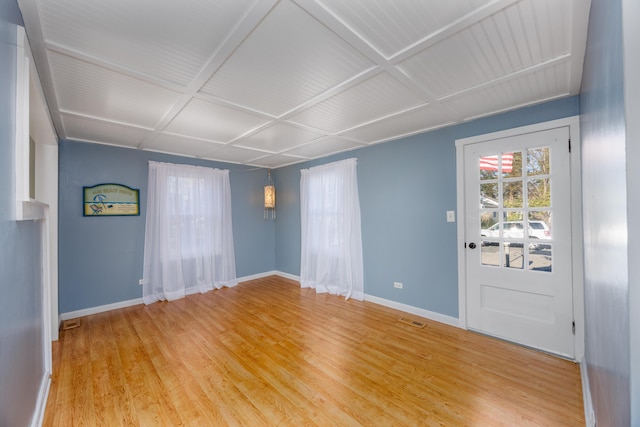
[44,276,584,426]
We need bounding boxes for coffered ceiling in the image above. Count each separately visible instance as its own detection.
[18,0,591,168]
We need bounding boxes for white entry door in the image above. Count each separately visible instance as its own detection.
[463,126,574,358]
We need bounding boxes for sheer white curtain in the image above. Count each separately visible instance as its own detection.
[142,161,237,304]
[300,158,364,300]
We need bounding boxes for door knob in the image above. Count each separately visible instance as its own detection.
[468,242,477,249]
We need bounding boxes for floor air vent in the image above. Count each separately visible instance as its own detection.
[398,317,426,329]
[61,318,80,330]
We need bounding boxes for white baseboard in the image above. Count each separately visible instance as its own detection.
[273,271,301,282]
[270,272,459,328]
[58,273,458,333]
[238,270,302,283]
[60,297,144,322]
[364,294,460,328]
[58,272,286,322]
[30,372,51,427]
[237,270,280,282]
[580,357,596,427]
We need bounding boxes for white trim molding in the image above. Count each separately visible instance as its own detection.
[29,373,51,427]
[60,298,144,323]
[58,271,461,332]
[273,271,301,282]
[580,357,596,427]
[14,26,30,217]
[237,270,281,282]
[59,271,294,322]
[270,271,460,328]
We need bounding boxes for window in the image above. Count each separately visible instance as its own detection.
[300,158,364,300]
[142,161,237,304]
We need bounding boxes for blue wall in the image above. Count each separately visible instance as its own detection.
[580,0,631,424]
[0,2,47,426]
[275,96,579,317]
[59,97,579,319]
[58,141,275,313]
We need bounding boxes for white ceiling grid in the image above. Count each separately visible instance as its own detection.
[19,0,590,168]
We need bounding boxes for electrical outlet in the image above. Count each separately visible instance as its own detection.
[138,279,144,286]
[394,281,403,289]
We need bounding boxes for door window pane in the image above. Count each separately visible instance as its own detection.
[477,146,554,274]
[503,181,523,208]
[503,221,525,239]
[481,243,500,266]
[480,183,499,208]
[528,178,551,208]
[529,244,552,272]
[528,211,552,240]
[480,211,500,246]
[479,154,499,180]
[480,211,498,237]
[502,151,522,179]
[504,245,524,269]
[527,147,550,176]
[504,210,524,223]
[502,212,525,248]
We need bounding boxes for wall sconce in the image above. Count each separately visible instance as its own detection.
[264,169,275,219]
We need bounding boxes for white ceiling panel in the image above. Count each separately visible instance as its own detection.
[443,62,570,119]
[247,154,306,168]
[288,72,425,133]
[200,0,373,117]
[146,133,225,158]
[513,0,570,65]
[48,52,181,128]
[398,0,572,100]
[201,145,271,165]
[38,0,255,86]
[315,0,490,58]
[19,0,591,168]
[62,114,151,148]
[164,98,269,143]
[282,136,366,159]
[341,105,455,144]
[235,123,324,153]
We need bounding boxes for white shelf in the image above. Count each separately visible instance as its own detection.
[16,199,47,221]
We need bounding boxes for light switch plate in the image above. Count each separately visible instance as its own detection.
[446,211,455,222]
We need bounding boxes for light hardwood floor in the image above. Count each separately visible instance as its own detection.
[44,276,584,426]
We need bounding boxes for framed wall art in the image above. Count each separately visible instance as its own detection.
[83,183,140,216]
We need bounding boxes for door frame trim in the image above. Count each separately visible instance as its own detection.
[455,116,584,360]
